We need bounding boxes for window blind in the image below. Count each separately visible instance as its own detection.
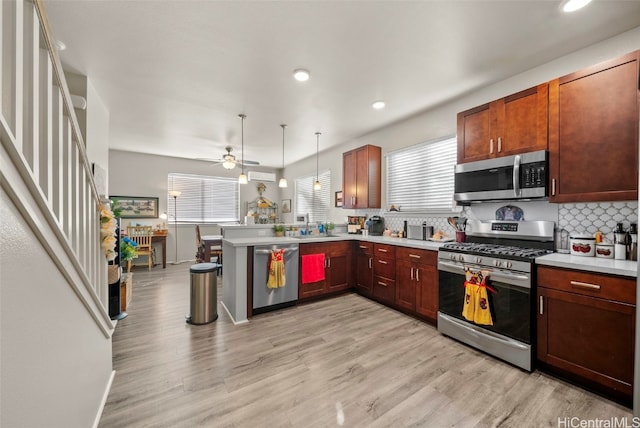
[167,173,239,223]
[295,170,331,222]
[386,136,457,212]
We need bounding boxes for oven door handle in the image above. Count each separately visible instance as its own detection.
[513,154,521,197]
[438,261,530,288]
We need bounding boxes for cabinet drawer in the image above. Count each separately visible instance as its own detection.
[356,241,374,255]
[396,247,437,265]
[373,275,396,304]
[374,257,395,279]
[537,266,635,304]
[374,243,396,259]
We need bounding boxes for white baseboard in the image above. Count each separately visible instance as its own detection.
[92,370,116,428]
[220,301,249,325]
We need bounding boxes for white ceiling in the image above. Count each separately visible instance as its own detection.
[42,0,640,169]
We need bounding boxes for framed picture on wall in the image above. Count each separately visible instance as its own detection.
[335,191,343,207]
[281,199,291,213]
[111,196,159,218]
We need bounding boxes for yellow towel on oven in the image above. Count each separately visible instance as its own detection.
[462,268,493,325]
[474,283,493,326]
[267,249,286,289]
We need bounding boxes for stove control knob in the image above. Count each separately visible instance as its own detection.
[476,257,482,264]
[450,255,456,261]
[458,255,464,262]
[506,261,513,269]
[494,260,502,267]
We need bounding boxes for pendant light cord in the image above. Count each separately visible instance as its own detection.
[239,114,246,175]
[315,132,320,181]
[281,124,286,169]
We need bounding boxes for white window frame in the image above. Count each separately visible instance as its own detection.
[167,173,240,223]
[385,136,459,213]
[294,170,331,223]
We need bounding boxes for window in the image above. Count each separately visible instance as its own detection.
[386,136,457,212]
[167,173,239,223]
[295,170,331,222]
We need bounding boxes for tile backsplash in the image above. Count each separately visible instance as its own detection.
[557,201,638,239]
[354,200,638,241]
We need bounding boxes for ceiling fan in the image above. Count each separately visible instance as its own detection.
[200,146,260,169]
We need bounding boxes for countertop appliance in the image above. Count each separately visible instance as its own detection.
[454,150,548,204]
[253,243,299,314]
[368,216,385,236]
[437,219,555,371]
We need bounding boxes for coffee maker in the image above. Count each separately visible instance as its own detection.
[368,216,385,236]
[614,223,628,260]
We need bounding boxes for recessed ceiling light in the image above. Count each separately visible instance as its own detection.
[293,69,310,82]
[372,101,386,110]
[54,39,66,51]
[561,0,592,12]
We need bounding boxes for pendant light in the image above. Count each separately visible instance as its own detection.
[238,114,248,184]
[278,124,288,188]
[313,132,321,190]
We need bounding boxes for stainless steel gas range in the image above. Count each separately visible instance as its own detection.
[437,219,555,371]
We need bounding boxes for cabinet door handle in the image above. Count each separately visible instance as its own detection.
[416,268,420,282]
[378,260,388,265]
[570,280,601,291]
[410,267,414,280]
[378,248,388,253]
[327,257,331,268]
[551,178,556,196]
[409,254,421,259]
[369,258,372,269]
[378,281,388,287]
[359,245,368,249]
[497,137,502,153]
[489,139,494,154]
[539,296,544,315]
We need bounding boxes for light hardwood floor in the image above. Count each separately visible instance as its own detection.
[99,264,632,427]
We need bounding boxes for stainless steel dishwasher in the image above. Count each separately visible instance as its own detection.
[253,243,299,314]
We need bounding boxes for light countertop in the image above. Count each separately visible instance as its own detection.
[223,233,446,251]
[222,233,639,278]
[536,253,638,278]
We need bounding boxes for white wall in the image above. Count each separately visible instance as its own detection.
[0,189,113,428]
[109,150,281,262]
[280,26,640,224]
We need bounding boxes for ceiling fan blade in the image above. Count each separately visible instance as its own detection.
[239,159,260,166]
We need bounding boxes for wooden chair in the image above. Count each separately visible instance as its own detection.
[127,226,154,272]
[195,225,222,273]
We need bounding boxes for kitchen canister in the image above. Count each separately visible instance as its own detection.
[569,235,595,257]
[595,243,614,259]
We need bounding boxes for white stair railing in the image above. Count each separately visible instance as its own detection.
[0,0,114,336]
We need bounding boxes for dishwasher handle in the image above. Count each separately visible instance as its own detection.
[254,247,299,255]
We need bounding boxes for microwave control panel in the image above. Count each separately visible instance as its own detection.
[521,161,546,188]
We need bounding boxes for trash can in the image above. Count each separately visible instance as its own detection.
[187,263,219,325]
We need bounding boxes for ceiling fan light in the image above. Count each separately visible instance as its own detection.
[238,173,248,184]
[278,178,288,188]
[222,159,236,169]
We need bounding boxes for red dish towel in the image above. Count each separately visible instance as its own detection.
[301,254,325,284]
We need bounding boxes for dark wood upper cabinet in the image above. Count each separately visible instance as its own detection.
[549,51,639,203]
[342,145,381,209]
[457,84,548,164]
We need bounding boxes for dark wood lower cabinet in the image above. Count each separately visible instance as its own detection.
[395,247,438,321]
[299,241,352,300]
[537,266,635,405]
[355,242,373,296]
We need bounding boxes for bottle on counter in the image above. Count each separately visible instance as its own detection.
[614,223,627,260]
[629,223,637,261]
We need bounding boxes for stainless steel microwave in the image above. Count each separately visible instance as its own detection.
[454,150,548,204]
